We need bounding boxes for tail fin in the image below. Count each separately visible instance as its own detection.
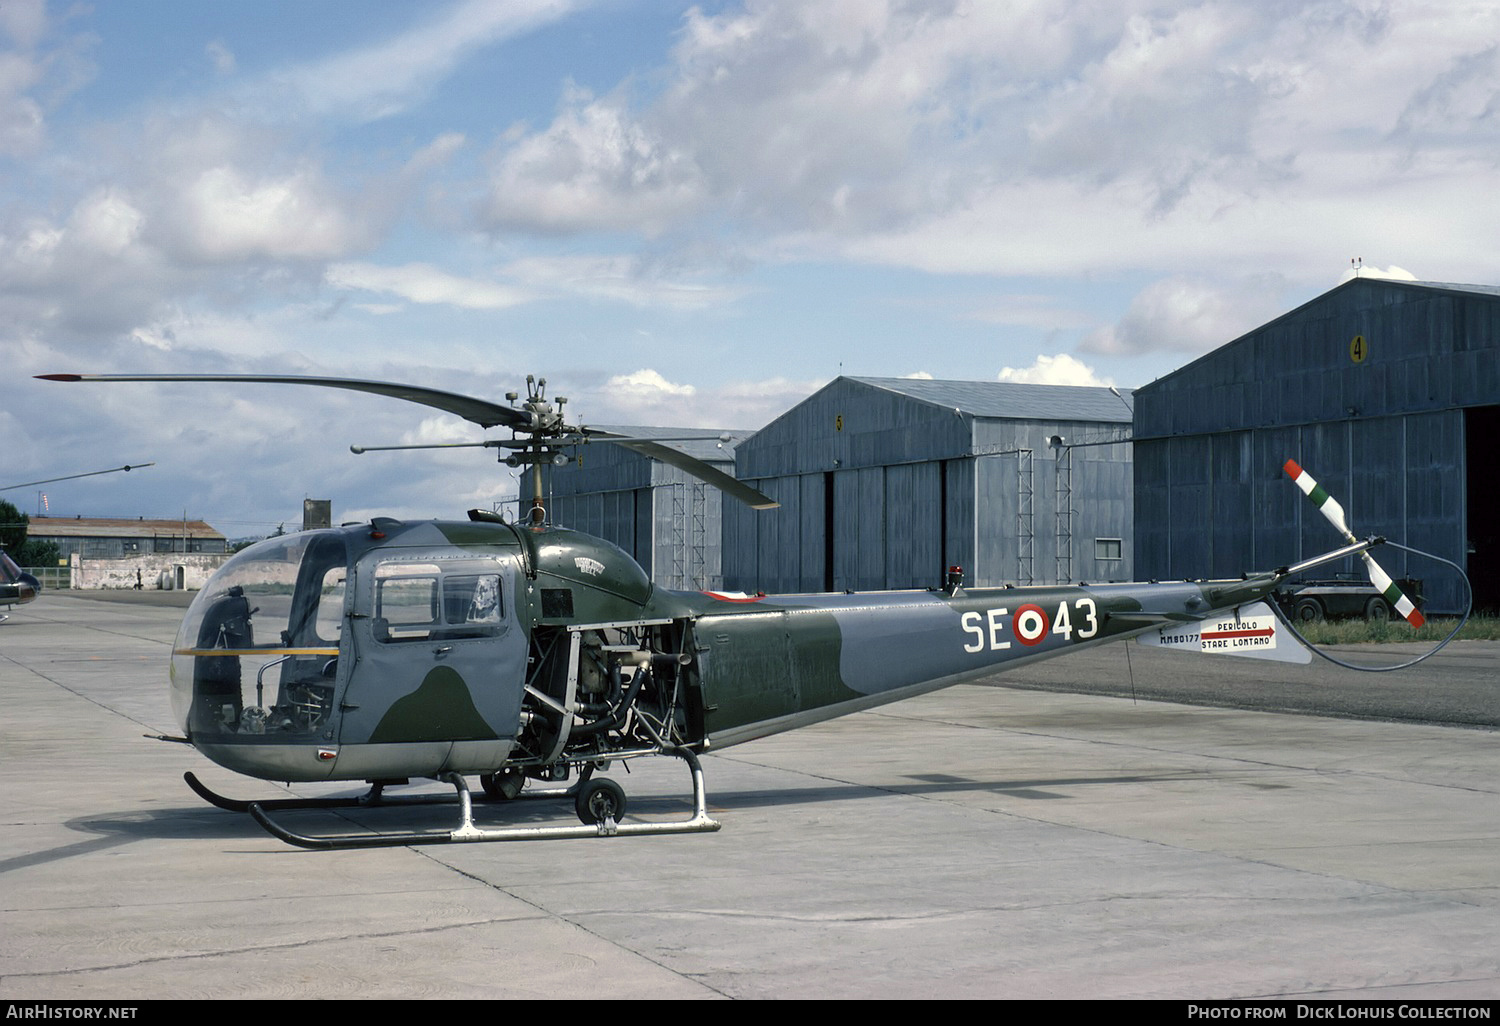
[1138,601,1310,664]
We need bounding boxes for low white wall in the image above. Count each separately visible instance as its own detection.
[71,553,230,591]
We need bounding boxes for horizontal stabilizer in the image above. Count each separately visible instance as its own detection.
[1137,601,1311,664]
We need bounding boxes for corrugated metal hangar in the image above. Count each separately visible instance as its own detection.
[528,427,749,591]
[722,377,1134,593]
[1133,278,1500,613]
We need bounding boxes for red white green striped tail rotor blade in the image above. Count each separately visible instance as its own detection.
[1360,553,1426,628]
[1283,459,1355,542]
[1283,459,1426,628]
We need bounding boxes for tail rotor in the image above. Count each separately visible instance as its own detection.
[1282,459,1425,628]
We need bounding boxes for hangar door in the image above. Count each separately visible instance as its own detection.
[1466,406,1500,612]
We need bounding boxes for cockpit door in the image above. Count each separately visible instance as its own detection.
[339,552,526,760]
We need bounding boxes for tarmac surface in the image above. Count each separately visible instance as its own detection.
[2,593,1497,1000]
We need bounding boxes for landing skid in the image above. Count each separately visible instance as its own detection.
[187,748,721,850]
[184,771,501,814]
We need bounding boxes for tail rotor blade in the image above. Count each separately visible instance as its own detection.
[1361,552,1426,628]
[1284,459,1425,628]
[1283,459,1355,542]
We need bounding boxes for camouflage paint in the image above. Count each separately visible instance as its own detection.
[369,665,498,743]
[688,574,1281,746]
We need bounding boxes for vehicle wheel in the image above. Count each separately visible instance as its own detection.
[575,777,627,826]
[1294,598,1324,622]
[480,768,525,800]
[1364,597,1392,624]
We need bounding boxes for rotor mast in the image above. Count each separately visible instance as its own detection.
[508,375,568,527]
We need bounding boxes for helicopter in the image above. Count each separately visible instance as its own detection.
[0,462,157,621]
[1,548,41,623]
[37,372,1433,850]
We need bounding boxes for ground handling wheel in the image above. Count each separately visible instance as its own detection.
[574,777,627,826]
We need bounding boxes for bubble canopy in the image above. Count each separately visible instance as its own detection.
[171,531,348,743]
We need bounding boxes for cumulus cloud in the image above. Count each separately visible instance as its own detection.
[0,0,47,48]
[14,0,1500,532]
[478,0,1500,289]
[683,374,828,428]
[0,89,435,354]
[1338,262,1419,284]
[1080,275,1289,356]
[400,414,485,446]
[0,0,94,158]
[0,60,45,156]
[0,190,169,342]
[174,165,359,261]
[325,253,747,313]
[479,2,992,237]
[998,354,1114,387]
[604,368,697,405]
[69,189,145,256]
[499,253,749,309]
[578,370,826,430]
[327,262,534,310]
[482,87,711,236]
[1393,44,1500,148]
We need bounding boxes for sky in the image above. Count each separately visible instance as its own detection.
[5,0,1499,537]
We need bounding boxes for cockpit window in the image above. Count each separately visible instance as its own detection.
[449,574,501,627]
[314,567,347,641]
[376,572,439,640]
[170,531,348,741]
[373,561,503,643]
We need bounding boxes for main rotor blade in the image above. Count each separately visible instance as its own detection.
[40,373,781,509]
[351,441,506,454]
[587,431,779,509]
[37,374,530,431]
[1,462,154,491]
[1283,459,1425,627]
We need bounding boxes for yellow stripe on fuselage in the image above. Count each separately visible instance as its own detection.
[173,647,340,657]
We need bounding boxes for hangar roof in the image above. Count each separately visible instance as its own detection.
[28,516,224,540]
[1397,280,1500,299]
[849,377,1134,423]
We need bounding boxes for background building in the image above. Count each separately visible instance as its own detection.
[724,377,1134,593]
[1133,278,1500,613]
[27,516,227,560]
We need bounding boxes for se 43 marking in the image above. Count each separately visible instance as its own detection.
[960,598,1099,653]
